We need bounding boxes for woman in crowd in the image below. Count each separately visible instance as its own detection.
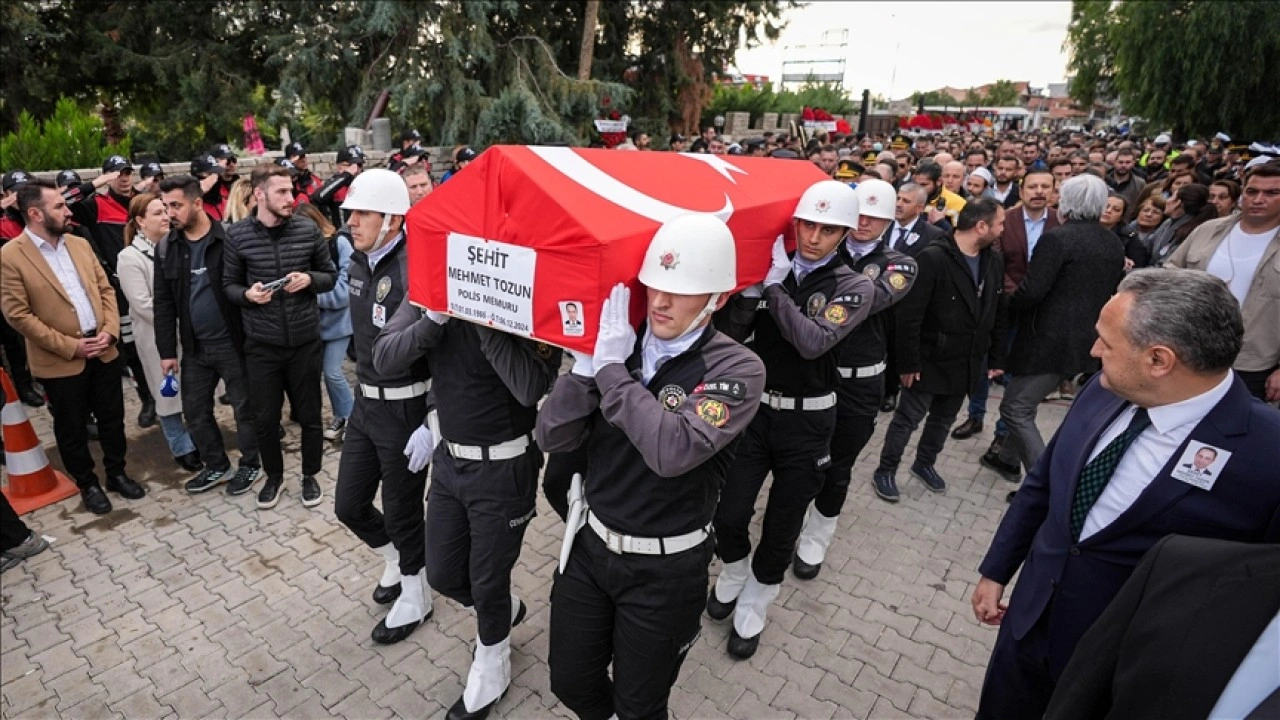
[1101,192,1149,270]
[223,178,255,224]
[296,203,353,443]
[1209,179,1241,217]
[1163,169,1195,199]
[1126,193,1166,250]
[118,193,202,471]
[1147,183,1215,266]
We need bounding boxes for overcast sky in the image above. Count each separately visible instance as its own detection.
[733,1,1073,99]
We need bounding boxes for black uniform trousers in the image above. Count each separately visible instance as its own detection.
[975,601,1057,720]
[877,385,965,473]
[182,339,259,472]
[334,393,429,575]
[243,337,324,479]
[0,492,32,552]
[426,444,540,645]
[543,445,590,522]
[713,405,835,585]
[39,356,127,488]
[550,530,712,720]
[0,314,32,389]
[814,374,884,517]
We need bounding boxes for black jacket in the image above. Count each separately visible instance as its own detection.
[883,216,948,259]
[223,215,336,347]
[1007,220,1125,377]
[894,235,1008,396]
[154,222,244,357]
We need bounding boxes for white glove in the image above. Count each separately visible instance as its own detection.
[764,236,791,287]
[569,350,596,378]
[424,309,449,325]
[740,283,764,298]
[593,284,636,369]
[403,424,435,472]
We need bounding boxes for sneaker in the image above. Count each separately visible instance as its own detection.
[910,463,947,493]
[323,417,347,442]
[1,532,50,573]
[227,466,261,496]
[300,475,323,508]
[185,467,229,494]
[257,476,284,509]
[872,470,900,503]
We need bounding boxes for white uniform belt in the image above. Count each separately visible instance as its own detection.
[760,391,838,411]
[360,379,431,400]
[838,362,887,379]
[446,434,531,461]
[586,511,708,556]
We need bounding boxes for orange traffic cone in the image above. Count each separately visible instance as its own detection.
[1,368,79,515]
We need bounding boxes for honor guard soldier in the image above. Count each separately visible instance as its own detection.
[312,144,365,229]
[535,215,766,720]
[709,180,875,659]
[793,179,917,579]
[373,273,561,720]
[329,170,435,644]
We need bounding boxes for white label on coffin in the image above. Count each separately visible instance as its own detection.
[446,233,537,336]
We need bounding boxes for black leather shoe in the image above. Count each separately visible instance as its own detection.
[986,433,1007,459]
[81,485,113,515]
[950,417,983,439]
[175,451,203,472]
[446,692,503,720]
[872,470,900,503]
[880,394,898,413]
[727,628,760,659]
[706,589,736,621]
[106,474,146,499]
[910,463,947,493]
[137,401,157,429]
[372,583,401,605]
[980,451,1022,483]
[17,384,44,407]
[371,609,431,645]
[792,554,821,580]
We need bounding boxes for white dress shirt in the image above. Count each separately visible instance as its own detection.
[28,228,99,335]
[1023,210,1050,259]
[1079,371,1234,540]
[1210,610,1280,719]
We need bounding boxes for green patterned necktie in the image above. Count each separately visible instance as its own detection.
[1070,407,1152,540]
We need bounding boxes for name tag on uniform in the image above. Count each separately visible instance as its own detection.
[372,303,387,328]
[1170,441,1229,491]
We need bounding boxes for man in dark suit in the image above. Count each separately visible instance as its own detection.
[952,168,1061,440]
[879,183,947,412]
[873,197,1008,501]
[981,174,1127,484]
[972,269,1280,720]
[1045,535,1280,720]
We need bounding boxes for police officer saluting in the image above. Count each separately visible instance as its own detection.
[328,170,434,644]
[373,266,561,720]
[535,215,766,720]
[312,144,365,230]
[793,179,917,579]
[710,180,874,659]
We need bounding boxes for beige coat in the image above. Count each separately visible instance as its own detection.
[0,231,120,379]
[1167,216,1280,372]
[117,236,183,416]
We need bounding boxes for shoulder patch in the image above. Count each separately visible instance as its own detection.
[693,379,747,402]
[535,342,554,359]
[695,397,730,428]
[829,294,864,307]
[823,304,850,325]
[658,384,687,412]
[863,264,881,280]
[885,262,916,275]
[806,292,826,318]
[888,272,909,291]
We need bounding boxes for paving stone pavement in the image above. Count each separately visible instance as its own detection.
[1,369,1071,719]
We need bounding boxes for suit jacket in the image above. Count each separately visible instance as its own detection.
[894,234,1008,396]
[1046,535,1280,720]
[1006,219,1126,377]
[978,374,1280,677]
[883,216,948,259]
[0,230,120,378]
[994,205,1062,293]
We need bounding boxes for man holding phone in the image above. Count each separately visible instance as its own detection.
[224,164,336,510]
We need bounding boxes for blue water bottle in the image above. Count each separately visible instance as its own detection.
[160,370,180,398]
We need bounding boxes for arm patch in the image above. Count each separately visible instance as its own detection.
[692,379,747,403]
[828,294,863,307]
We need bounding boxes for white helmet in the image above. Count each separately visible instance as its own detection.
[793,180,860,229]
[341,168,411,215]
[854,179,896,221]
[637,214,737,295]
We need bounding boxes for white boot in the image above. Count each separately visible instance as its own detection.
[733,574,781,639]
[795,504,839,566]
[510,593,527,627]
[385,568,432,628]
[462,635,511,713]
[376,543,402,588]
[713,557,751,604]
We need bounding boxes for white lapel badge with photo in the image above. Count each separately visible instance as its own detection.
[1170,442,1230,491]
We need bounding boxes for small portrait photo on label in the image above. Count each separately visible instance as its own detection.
[559,300,586,337]
[1170,442,1230,491]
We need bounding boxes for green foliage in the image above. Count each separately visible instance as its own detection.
[703,81,854,127]
[984,80,1021,107]
[912,90,955,108]
[1065,0,1280,138]
[0,98,131,172]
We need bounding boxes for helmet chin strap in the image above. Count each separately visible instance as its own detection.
[369,214,394,252]
[681,292,722,337]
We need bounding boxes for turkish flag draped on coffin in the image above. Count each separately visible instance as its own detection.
[406,145,830,353]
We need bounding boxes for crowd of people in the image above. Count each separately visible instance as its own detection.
[1,122,1278,719]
